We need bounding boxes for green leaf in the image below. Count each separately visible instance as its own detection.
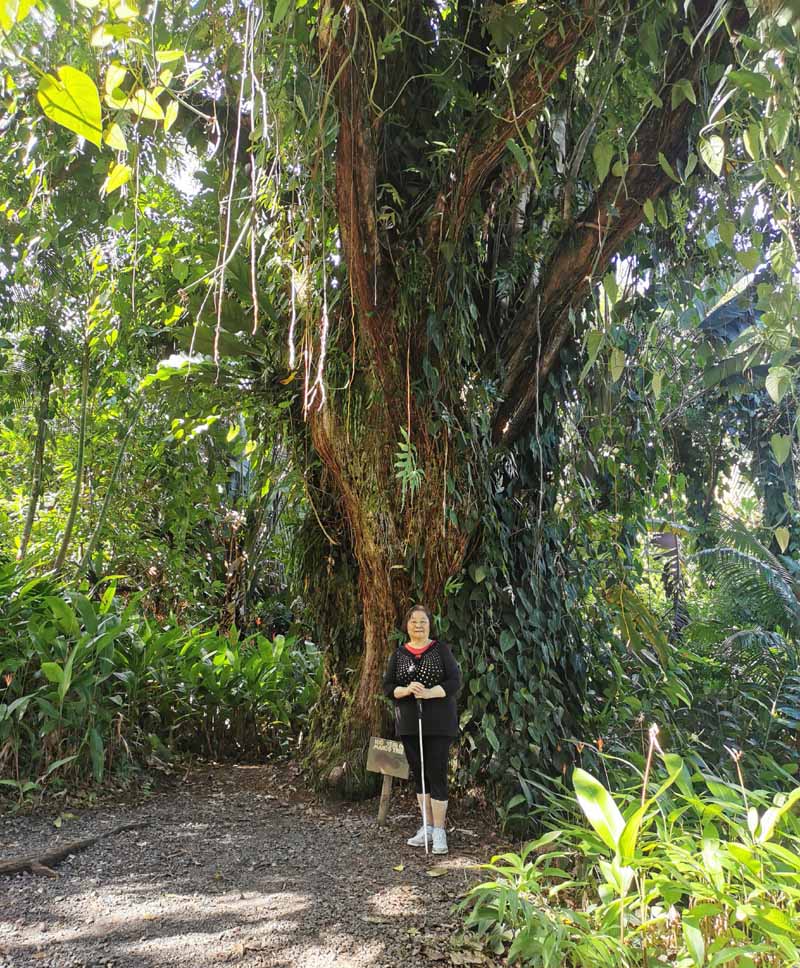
[775,527,790,554]
[37,66,103,147]
[684,151,698,178]
[770,107,792,153]
[506,138,529,171]
[735,247,761,272]
[671,78,696,109]
[573,768,625,852]
[728,69,772,100]
[155,48,184,64]
[127,88,164,121]
[593,140,613,183]
[0,0,35,31]
[610,347,625,383]
[683,918,706,968]
[164,99,179,133]
[273,0,292,25]
[718,220,735,249]
[757,786,800,843]
[40,662,65,685]
[643,198,655,224]
[658,152,679,183]
[103,122,128,152]
[652,371,663,399]
[699,135,725,177]
[89,728,105,782]
[580,330,604,381]
[101,161,132,195]
[743,123,761,161]
[771,433,791,466]
[766,366,792,404]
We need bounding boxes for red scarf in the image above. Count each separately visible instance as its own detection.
[405,639,435,657]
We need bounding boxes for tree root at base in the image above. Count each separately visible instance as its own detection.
[0,821,147,877]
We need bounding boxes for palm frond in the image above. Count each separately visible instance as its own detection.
[693,547,800,634]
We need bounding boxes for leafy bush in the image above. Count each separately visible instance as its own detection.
[0,559,321,797]
[463,733,800,966]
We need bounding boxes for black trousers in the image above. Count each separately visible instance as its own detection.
[400,734,452,801]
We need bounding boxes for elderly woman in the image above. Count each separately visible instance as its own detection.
[382,604,462,854]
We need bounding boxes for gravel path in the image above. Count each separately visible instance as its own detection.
[1,763,507,968]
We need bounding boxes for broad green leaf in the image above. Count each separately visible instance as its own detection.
[718,220,734,249]
[758,786,800,843]
[37,66,103,147]
[743,123,760,161]
[102,162,132,195]
[771,433,791,466]
[105,63,127,96]
[699,135,725,177]
[658,152,679,183]
[775,527,790,554]
[506,138,529,171]
[112,0,138,19]
[652,371,663,399]
[164,99,179,132]
[728,68,772,100]
[766,365,792,404]
[610,347,625,383]
[226,423,240,443]
[683,918,706,968]
[684,151,698,178]
[103,122,128,151]
[273,0,292,25]
[671,78,696,109]
[643,198,655,224]
[89,727,105,782]
[127,88,165,121]
[155,49,185,64]
[573,768,625,852]
[735,247,760,272]
[580,330,604,381]
[770,107,792,152]
[40,662,65,685]
[593,140,613,183]
[0,0,35,30]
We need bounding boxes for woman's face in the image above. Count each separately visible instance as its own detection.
[407,609,430,639]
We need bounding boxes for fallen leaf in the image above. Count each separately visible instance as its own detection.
[392,864,405,872]
[426,866,450,877]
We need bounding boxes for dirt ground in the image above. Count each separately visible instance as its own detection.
[0,762,511,968]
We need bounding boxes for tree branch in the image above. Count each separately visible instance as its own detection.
[320,1,399,387]
[430,3,602,251]
[494,0,749,445]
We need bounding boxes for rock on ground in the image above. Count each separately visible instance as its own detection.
[0,762,508,967]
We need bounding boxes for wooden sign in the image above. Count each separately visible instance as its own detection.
[366,737,409,779]
[366,737,409,826]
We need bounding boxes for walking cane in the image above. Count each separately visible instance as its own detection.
[417,699,429,854]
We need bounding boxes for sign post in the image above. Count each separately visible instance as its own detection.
[366,737,409,825]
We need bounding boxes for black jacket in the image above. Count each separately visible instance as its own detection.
[382,641,462,737]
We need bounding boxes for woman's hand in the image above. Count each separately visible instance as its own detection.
[408,681,429,699]
[394,685,413,699]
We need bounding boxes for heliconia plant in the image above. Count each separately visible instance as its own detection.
[463,725,800,967]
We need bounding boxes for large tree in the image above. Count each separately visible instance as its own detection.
[4,0,798,796]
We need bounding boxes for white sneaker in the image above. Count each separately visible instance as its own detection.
[406,824,433,847]
[432,827,448,854]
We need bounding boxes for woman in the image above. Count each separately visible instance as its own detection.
[382,604,462,854]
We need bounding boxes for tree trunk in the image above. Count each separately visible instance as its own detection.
[55,344,90,572]
[17,365,52,560]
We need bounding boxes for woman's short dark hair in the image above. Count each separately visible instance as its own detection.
[403,604,433,634]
